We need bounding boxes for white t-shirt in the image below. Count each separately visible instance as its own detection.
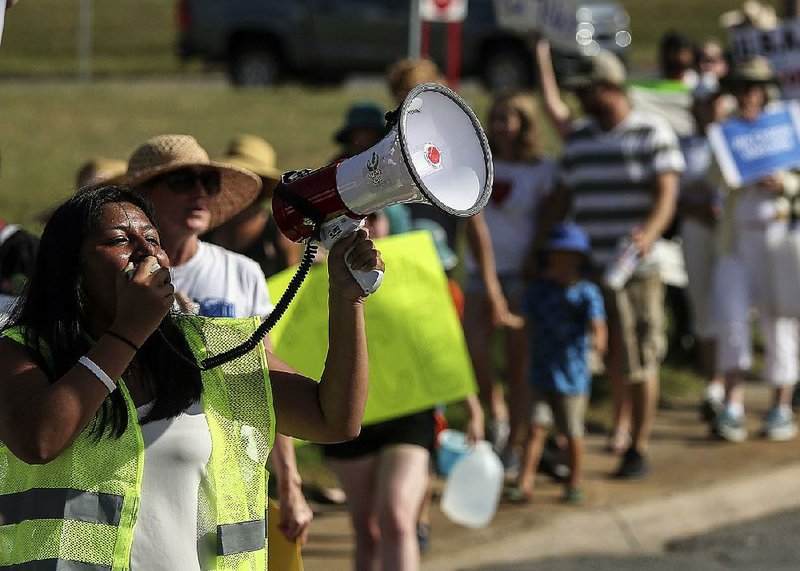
[171,241,273,318]
[130,401,212,570]
[466,157,558,275]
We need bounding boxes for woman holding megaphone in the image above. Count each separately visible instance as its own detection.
[0,186,383,569]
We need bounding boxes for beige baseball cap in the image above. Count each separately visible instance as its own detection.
[563,50,627,91]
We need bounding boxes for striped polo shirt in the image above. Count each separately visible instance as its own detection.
[560,110,685,267]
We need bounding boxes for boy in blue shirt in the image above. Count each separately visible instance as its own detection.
[508,223,607,503]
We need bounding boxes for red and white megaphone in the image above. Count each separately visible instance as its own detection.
[272,83,493,294]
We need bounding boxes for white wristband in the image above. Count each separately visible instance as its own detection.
[78,356,117,394]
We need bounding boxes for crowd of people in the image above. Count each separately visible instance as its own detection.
[2,10,800,571]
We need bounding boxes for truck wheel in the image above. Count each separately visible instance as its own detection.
[482,47,532,91]
[229,42,281,87]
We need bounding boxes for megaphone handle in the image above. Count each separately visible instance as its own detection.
[320,215,384,296]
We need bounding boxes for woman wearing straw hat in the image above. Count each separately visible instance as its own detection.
[711,57,800,442]
[126,134,313,546]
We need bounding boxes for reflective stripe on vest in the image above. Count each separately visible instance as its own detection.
[0,488,123,527]
[217,519,267,556]
[1,560,111,570]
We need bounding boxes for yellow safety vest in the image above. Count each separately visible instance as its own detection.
[0,316,275,570]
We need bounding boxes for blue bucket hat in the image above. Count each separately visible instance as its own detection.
[335,101,387,145]
[544,223,590,254]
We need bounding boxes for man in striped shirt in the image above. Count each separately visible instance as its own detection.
[543,50,685,478]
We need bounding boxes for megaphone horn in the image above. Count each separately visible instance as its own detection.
[272,83,494,294]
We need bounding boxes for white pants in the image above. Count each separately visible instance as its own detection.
[681,218,717,339]
[713,196,799,386]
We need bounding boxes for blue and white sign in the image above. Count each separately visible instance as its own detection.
[708,102,800,187]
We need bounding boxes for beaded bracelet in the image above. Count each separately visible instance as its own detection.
[78,356,117,393]
[106,330,140,352]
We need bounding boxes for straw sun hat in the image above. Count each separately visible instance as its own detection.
[126,134,262,229]
[221,134,283,202]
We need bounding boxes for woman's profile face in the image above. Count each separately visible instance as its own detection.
[490,103,522,141]
[79,201,169,318]
[734,83,766,114]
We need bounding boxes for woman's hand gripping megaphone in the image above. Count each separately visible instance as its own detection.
[320,215,384,295]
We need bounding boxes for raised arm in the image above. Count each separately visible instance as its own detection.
[534,37,573,140]
[269,229,380,443]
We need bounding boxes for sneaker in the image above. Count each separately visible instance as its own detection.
[416,522,431,553]
[713,409,747,442]
[488,418,510,454]
[700,397,724,424]
[563,486,583,504]
[504,483,531,504]
[762,408,799,441]
[614,447,649,479]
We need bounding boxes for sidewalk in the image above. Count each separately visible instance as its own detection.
[299,381,800,570]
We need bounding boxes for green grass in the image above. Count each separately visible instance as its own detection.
[0,82,401,227]
[1,0,184,75]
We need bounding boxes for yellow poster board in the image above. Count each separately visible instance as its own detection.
[268,499,304,570]
[267,231,477,426]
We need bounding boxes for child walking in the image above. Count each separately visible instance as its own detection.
[509,223,607,503]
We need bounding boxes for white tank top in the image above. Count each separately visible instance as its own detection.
[129,401,212,570]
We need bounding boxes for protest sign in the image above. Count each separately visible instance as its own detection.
[267,231,477,426]
[493,0,579,53]
[729,20,800,99]
[707,101,800,187]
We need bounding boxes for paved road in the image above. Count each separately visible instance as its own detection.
[478,508,800,570]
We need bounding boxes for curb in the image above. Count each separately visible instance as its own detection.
[421,461,800,570]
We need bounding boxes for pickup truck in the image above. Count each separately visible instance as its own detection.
[177,0,631,89]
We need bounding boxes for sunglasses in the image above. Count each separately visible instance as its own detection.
[153,168,222,195]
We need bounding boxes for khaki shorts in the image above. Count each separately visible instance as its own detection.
[605,273,666,383]
[529,389,588,438]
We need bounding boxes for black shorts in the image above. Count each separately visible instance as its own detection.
[323,409,436,460]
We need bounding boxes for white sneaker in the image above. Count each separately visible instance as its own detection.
[762,408,798,441]
[713,410,747,443]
